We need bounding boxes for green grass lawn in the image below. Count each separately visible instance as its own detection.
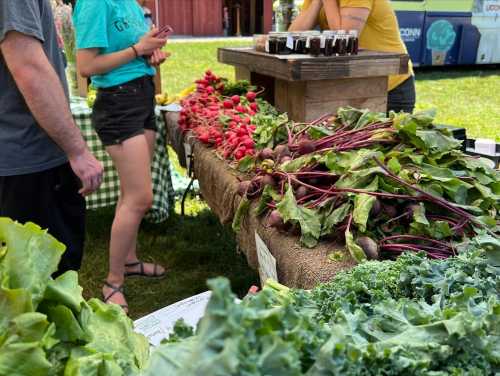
[80,200,258,319]
[415,67,500,141]
[161,40,500,141]
[79,41,499,320]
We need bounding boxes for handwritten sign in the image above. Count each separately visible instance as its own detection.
[255,231,278,285]
[134,291,212,347]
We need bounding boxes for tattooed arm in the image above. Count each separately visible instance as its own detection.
[322,0,369,32]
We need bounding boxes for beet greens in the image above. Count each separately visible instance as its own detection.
[233,107,500,262]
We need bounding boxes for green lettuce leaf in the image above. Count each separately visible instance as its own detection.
[0,313,56,376]
[44,272,84,314]
[0,219,65,309]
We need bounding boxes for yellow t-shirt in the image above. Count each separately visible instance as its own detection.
[302,0,413,91]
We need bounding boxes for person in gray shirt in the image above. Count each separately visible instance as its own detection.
[0,0,103,274]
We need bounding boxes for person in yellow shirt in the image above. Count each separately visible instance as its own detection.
[290,0,416,114]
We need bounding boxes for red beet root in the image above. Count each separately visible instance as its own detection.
[237,180,251,197]
[383,204,398,219]
[297,140,316,155]
[280,156,292,164]
[268,210,285,230]
[231,95,241,105]
[261,174,276,187]
[370,199,382,217]
[356,237,379,260]
[259,148,274,161]
[295,186,309,200]
[274,145,290,159]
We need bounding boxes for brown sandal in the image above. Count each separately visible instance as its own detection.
[125,261,166,279]
[103,281,129,313]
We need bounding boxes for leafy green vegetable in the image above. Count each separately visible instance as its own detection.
[145,237,500,375]
[243,107,499,257]
[321,203,352,236]
[232,198,251,232]
[255,185,281,216]
[237,156,255,173]
[0,219,149,376]
[352,194,376,233]
[277,186,322,248]
[252,113,289,150]
[345,227,367,263]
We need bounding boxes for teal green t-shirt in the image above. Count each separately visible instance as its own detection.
[73,0,156,88]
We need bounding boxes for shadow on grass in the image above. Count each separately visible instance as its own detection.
[415,64,500,81]
[80,202,258,320]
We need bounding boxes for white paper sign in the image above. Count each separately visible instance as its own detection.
[255,231,278,285]
[157,103,182,112]
[134,291,212,347]
[286,35,294,50]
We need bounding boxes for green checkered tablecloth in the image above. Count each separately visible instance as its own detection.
[70,97,175,223]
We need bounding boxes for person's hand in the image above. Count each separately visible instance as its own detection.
[148,48,170,66]
[134,28,167,57]
[69,149,104,196]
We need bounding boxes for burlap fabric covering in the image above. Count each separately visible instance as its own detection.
[193,144,242,224]
[192,143,357,288]
[165,114,357,288]
[163,111,187,168]
[237,200,357,289]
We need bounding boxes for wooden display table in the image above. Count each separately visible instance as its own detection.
[218,47,409,122]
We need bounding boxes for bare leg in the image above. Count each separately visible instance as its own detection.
[102,134,154,310]
[144,129,156,162]
[124,130,165,276]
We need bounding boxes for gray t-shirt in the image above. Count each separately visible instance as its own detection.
[0,0,68,176]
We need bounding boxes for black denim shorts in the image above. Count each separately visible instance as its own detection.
[387,76,416,114]
[92,75,157,146]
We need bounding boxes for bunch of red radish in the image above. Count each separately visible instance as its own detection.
[179,71,261,161]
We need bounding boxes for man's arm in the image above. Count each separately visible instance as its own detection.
[289,0,323,31]
[0,31,103,195]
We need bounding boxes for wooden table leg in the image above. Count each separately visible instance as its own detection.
[235,66,276,105]
[274,76,389,122]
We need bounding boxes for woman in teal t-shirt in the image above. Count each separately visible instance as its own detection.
[74,0,169,313]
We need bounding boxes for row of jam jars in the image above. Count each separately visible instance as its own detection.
[267,32,290,55]
[324,30,359,56]
[266,30,359,56]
